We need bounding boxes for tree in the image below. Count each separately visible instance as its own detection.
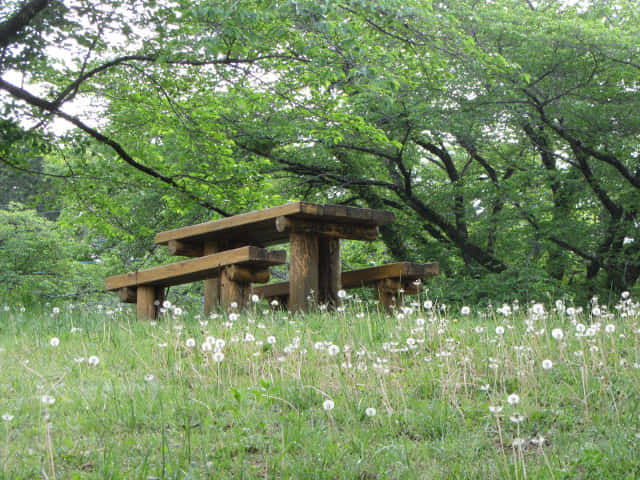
[1,0,638,301]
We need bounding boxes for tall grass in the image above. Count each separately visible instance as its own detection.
[0,294,639,479]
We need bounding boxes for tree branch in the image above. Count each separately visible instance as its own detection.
[0,77,230,216]
[0,0,50,49]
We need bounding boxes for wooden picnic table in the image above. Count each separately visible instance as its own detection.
[155,202,395,312]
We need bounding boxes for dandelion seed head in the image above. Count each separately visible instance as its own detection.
[460,306,471,315]
[87,355,100,366]
[541,359,553,370]
[41,395,55,406]
[365,407,377,417]
[507,393,520,405]
[552,328,564,340]
[2,413,14,421]
[49,337,60,347]
[322,399,335,411]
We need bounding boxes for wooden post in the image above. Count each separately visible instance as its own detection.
[203,241,220,316]
[289,232,319,312]
[136,286,164,319]
[318,236,341,307]
[220,266,249,309]
[375,279,398,313]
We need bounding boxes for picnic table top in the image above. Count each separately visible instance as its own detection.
[155,202,395,248]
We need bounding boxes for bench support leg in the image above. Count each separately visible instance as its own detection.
[289,232,319,312]
[137,286,164,320]
[220,266,249,309]
[375,279,399,313]
[318,237,341,308]
[203,241,221,316]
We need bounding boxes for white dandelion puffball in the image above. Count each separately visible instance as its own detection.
[495,326,505,335]
[173,307,183,316]
[507,393,520,405]
[605,324,615,333]
[551,328,564,340]
[49,337,60,347]
[365,407,377,417]
[267,336,276,345]
[327,344,340,356]
[162,300,172,309]
[87,355,100,366]
[185,338,196,348]
[423,300,433,310]
[323,399,335,411]
[460,306,471,315]
[212,351,224,363]
[509,413,525,424]
[337,289,347,299]
[488,405,503,414]
[144,374,154,382]
[41,395,56,406]
[541,359,553,370]
[2,413,14,422]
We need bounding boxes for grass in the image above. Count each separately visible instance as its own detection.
[0,294,639,479]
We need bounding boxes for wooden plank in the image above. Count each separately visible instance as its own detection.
[289,232,319,312]
[341,262,439,287]
[105,246,286,291]
[252,262,439,300]
[119,287,137,303]
[226,265,270,283]
[167,240,203,257]
[275,217,379,241]
[155,203,305,245]
[155,202,395,247]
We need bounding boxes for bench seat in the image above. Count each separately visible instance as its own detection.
[105,246,286,318]
[252,261,439,310]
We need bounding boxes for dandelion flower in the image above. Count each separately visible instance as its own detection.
[507,393,520,405]
[162,300,172,309]
[337,289,347,299]
[229,313,239,322]
[2,413,14,422]
[621,291,630,300]
[322,399,335,411]
[212,351,224,363]
[509,413,525,424]
[251,294,260,303]
[185,338,196,348]
[605,324,615,333]
[365,407,377,417]
[49,337,60,347]
[327,344,340,356]
[551,328,564,340]
[173,307,183,316]
[41,395,55,406]
[87,355,100,366]
[423,300,433,310]
[591,306,601,317]
[230,302,238,309]
[495,326,505,335]
[541,359,553,370]
[267,335,276,345]
[144,374,154,382]
[512,437,526,448]
[52,307,60,315]
[489,405,503,414]
[460,306,471,315]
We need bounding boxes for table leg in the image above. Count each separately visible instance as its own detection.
[289,232,319,312]
[137,286,164,319]
[203,241,221,315]
[318,237,341,307]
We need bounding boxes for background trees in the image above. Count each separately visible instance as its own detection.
[1,0,638,303]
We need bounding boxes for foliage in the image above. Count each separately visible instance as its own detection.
[0,203,107,303]
[0,0,639,302]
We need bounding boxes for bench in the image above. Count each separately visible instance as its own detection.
[105,246,286,318]
[252,261,439,311]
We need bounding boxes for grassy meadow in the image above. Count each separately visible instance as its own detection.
[0,293,639,479]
